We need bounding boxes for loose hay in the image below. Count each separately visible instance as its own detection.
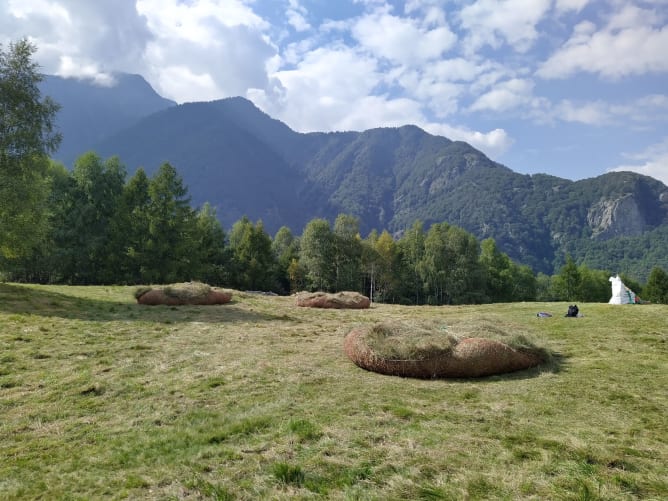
[163,281,211,299]
[295,291,370,309]
[135,282,232,306]
[344,321,545,378]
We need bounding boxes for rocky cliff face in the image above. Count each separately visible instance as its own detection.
[588,194,646,239]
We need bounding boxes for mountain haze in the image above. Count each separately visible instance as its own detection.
[41,75,668,277]
[40,73,175,166]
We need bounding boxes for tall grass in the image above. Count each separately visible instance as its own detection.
[0,283,666,500]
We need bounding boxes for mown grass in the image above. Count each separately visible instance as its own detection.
[0,283,666,500]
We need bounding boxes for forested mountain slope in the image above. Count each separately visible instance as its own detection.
[91,97,668,275]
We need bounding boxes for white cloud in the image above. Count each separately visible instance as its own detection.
[287,0,311,32]
[248,45,382,131]
[136,0,275,101]
[538,5,668,79]
[469,78,534,112]
[396,69,463,117]
[554,0,591,15]
[551,99,611,125]
[531,93,668,126]
[351,8,456,66]
[155,66,219,104]
[428,57,487,82]
[3,0,276,100]
[459,0,552,53]
[425,123,514,158]
[610,138,668,186]
[57,56,116,86]
[4,0,152,81]
[332,95,426,131]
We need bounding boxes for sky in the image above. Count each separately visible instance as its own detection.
[2,0,668,185]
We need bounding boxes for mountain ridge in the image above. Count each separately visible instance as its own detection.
[40,73,176,166]
[41,75,668,277]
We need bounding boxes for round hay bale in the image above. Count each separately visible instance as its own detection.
[344,322,544,378]
[135,283,232,306]
[295,291,370,309]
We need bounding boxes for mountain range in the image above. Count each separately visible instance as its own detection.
[42,74,668,278]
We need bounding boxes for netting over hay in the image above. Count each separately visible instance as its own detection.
[344,321,545,378]
[295,291,370,309]
[134,282,232,305]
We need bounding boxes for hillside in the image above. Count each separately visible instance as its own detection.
[39,72,668,277]
[40,73,175,166]
[93,97,668,276]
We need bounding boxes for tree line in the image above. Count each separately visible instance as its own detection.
[2,39,668,304]
[0,150,666,304]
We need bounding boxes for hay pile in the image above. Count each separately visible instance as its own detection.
[295,291,370,309]
[344,321,545,378]
[134,282,232,306]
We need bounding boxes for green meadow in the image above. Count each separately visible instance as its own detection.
[1,283,666,500]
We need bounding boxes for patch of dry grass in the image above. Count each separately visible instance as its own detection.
[362,321,458,360]
[358,317,549,362]
[134,281,213,300]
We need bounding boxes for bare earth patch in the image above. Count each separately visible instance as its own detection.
[135,282,232,306]
[295,291,371,309]
[344,321,545,378]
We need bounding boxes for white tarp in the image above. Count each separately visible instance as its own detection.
[609,275,636,304]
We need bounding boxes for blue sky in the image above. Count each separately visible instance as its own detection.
[2,0,667,184]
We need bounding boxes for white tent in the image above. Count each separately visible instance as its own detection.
[609,275,636,304]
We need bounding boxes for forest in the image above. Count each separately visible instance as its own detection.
[2,39,668,305]
[0,151,666,305]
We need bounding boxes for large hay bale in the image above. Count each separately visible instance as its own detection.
[344,322,544,378]
[295,291,370,309]
[135,282,232,306]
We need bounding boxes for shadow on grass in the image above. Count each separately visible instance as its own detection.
[472,351,569,382]
[0,283,280,324]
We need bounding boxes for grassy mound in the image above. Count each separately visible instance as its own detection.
[134,282,212,300]
[295,291,370,309]
[134,282,231,305]
[344,319,548,378]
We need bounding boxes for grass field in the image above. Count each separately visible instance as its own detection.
[1,283,666,500]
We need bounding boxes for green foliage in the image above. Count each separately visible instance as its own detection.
[272,226,299,293]
[48,91,666,280]
[577,266,610,302]
[3,156,230,286]
[2,117,661,307]
[273,462,305,486]
[299,218,336,291]
[552,255,581,301]
[398,220,426,304]
[144,162,195,283]
[420,223,484,304]
[192,203,230,285]
[0,39,61,259]
[479,237,536,302]
[371,230,402,303]
[70,153,126,283]
[333,214,363,292]
[643,266,668,304]
[111,168,152,283]
[228,217,276,290]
